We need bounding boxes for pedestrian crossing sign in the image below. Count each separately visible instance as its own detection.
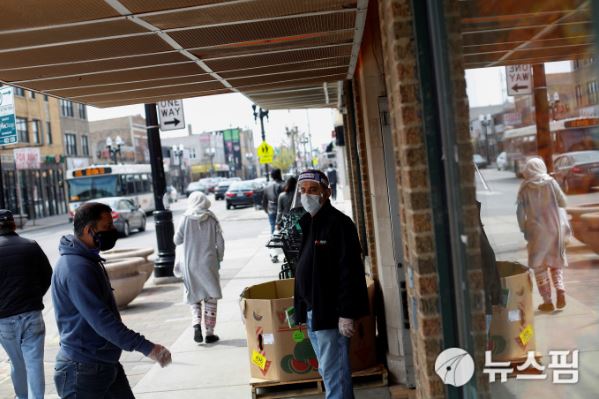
[257,141,274,164]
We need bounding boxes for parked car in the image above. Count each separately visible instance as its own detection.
[225,181,259,209]
[496,152,508,171]
[215,180,233,200]
[165,185,178,203]
[199,177,223,193]
[93,197,146,237]
[185,182,208,197]
[473,154,488,169]
[553,151,599,194]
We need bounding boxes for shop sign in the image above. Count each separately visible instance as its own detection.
[0,86,17,145]
[14,147,40,170]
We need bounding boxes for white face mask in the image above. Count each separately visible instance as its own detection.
[301,193,322,215]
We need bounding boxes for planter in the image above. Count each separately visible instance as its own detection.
[104,257,147,308]
[566,204,599,254]
[102,248,155,281]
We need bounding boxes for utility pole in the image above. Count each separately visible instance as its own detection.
[533,64,553,172]
[145,103,175,278]
[0,159,5,209]
[252,104,270,181]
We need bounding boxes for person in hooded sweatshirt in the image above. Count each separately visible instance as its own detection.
[52,202,172,398]
[174,191,224,344]
[517,158,568,312]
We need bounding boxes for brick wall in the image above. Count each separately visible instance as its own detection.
[377,0,488,397]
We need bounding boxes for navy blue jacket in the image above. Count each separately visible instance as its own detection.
[52,235,153,364]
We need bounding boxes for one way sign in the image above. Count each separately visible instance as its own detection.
[158,99,185,131]
[506,64,532,96]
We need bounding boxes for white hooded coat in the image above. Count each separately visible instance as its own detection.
[174,192,224,303]
[517,158,567,271]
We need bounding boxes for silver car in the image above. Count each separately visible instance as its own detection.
[93,197,147,237]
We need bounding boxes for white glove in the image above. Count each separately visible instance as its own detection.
[338,317,355,338]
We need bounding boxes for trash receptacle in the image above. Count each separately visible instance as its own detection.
[488,261,536,362]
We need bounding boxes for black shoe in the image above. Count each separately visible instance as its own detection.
[205,334,219,344]
[193,324,203,343]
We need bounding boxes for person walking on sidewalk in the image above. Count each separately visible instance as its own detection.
[293,170,369,399]
[174,192,224,344]
[262,168,284,234]
[52,203,172,398]
[517,158,569,312]
[326,164,338,201]
[276,176,298,230]
[0,209,52,399]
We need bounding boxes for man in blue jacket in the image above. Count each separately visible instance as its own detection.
[52,202,171,398]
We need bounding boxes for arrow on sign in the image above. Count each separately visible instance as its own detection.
[164,118,181,126]
[511,84,529,93]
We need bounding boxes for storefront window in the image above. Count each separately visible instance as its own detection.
[455,0,597,396]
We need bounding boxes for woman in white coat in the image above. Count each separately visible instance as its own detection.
[174,191,224,343]
[517,158,568,312]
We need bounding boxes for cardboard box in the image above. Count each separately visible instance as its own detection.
[489,261,536,361]
[240,277,377,382]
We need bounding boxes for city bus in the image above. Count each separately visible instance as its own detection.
[66,164,155,220]
[503,117,599,177]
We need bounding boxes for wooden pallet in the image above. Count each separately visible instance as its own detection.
[250,365,388,399]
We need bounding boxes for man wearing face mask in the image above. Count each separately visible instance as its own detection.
[52,202,172,398]
[293,170,369,399]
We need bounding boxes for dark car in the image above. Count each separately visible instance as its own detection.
[553,151,599,194]
[93,197,146,237]
[225,181,258,209]
[199,177,222,193]
[214,181,232,200]
[185,182,208,197]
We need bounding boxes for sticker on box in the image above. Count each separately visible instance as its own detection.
[252,350,267,370]
[508,309,521,322]
[263,333,274,345]
[292,330,305,343]
[519,324,534,346]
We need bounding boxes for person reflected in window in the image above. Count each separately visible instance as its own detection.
[517,158,568,312]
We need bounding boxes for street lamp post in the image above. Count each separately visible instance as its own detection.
[106,136,124,164]
[145,103,174,278]
[478,114,492,164]
[252,104,270,181]
[205,147,216,177]
[171,144,185,194]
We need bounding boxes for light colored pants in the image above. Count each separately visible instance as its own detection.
[535,267,565,303]
[306,311,354,399]
[191,299,218,335]
[0,310,45,399]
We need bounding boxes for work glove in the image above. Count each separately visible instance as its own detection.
[338,317,355,338]
[148,344,172,368]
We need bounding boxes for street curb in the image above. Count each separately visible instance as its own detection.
[17,219,70,234]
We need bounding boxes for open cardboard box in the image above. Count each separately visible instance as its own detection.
[240,277,376,383]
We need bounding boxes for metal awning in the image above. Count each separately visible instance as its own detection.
[0,0,368,109]
[461,0,592,69]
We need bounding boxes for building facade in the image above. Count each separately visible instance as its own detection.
[89,115,149,164]
[0,88,67,218]
[59,99,92,170]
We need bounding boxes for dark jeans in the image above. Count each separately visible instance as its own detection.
[54,353,134,399]
[268,213,277,234]
[330,184,337,200]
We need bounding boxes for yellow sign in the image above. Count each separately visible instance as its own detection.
[257,141,274,164]
[519,324,534,346]
[251,350,267,370]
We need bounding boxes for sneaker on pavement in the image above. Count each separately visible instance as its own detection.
[194,324,203,343]
[205,334,219,344]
